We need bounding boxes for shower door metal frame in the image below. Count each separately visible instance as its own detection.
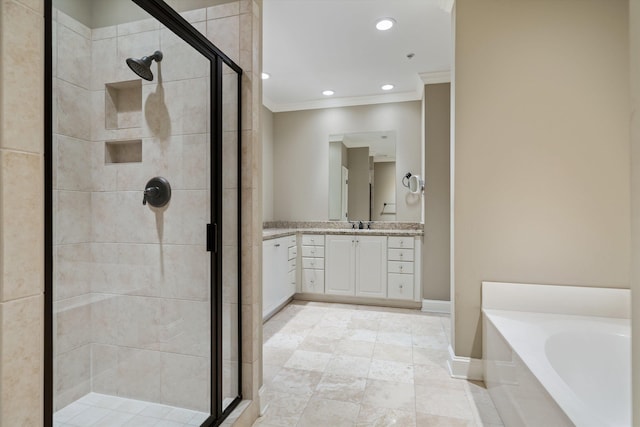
[43,1,244,426]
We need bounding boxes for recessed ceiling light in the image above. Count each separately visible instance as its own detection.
[261,72,270,79]
[322,90,335,96]
[376,18,395,31]
[381,84,394,91]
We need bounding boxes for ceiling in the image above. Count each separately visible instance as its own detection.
[262,0,453,112]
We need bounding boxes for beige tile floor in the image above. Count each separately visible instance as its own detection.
[253,301,504,427]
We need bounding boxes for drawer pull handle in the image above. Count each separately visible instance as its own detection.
[399,265,403,271]
[400,253,403,257]
[274,243,280,247]
[399,284,403,289]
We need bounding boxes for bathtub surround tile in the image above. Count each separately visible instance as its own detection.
[0,150,44,300]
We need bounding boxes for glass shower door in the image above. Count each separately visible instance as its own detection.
[48,1,242,426]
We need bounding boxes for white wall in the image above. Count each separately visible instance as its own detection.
[273,101,422,221]
[262,105,274,221]
[453,0,630,359]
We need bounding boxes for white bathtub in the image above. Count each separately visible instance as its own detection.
[484,309,631,426]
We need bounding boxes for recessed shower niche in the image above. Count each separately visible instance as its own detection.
[105,80,142,130]
[105,140,142,164]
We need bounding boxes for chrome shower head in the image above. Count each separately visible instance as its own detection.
[126,50,163,81]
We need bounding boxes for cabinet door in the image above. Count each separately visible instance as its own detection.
[325,235,355,296]
[262,237,292,318]
[355,236,387,298]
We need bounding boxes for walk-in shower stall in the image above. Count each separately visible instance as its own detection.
[45,1,243,425]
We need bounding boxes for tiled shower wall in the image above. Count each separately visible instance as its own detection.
[53,4,246,413]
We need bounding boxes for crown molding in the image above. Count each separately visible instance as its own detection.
[263,90,423,113]
[419,70,451,85]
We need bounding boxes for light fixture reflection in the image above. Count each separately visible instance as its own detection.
[381,84,394,91]
[261,72,270,79]
[322,90,335,96]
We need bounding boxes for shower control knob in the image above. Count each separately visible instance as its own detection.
[142,176,171,208]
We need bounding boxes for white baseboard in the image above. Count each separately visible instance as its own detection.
[421,299,451,314]
[447,345,484,381]
[258,385,269,416]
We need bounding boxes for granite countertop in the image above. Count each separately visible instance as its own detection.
[263,227,423,240]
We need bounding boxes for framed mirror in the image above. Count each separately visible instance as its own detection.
[328,131,396,221]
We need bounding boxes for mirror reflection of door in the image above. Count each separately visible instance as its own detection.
[341,167,348,221]
[328,131,396,221]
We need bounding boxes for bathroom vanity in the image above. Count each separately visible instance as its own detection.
[262,223,423,319]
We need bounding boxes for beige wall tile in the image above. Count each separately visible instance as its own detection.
[56,135,93,191]
[159,22,209,82]
[54,244,92,301]
[55,344,90,410]
[116,347,161,401]
[207,2,239,20]
[57,10,90,39]
[15,0,43,14]
[0,150,43,301]
[207,16,240,65]
[91,343,118,395]
[0,294,44,426]
[55,302,91,354]
[57,23,91,89]
[0,0,44,154]
[56,190,91,244]
[56,79,91,140]
[161,352,209,411]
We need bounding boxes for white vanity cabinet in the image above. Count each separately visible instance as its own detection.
[325,235,387,298]
[301,234,325,294]
[262,235,297,319]
[387,236,418,300]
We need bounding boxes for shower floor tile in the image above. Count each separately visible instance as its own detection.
[54,393,208,427]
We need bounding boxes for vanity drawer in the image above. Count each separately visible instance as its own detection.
[287,235,297,246]
[288,258,296,271]
[288,246,298,260]
[302,257,324,269]
[388,261,414,274]
[289,270,296,285]
[302,235,324,246]
[302,246,324,258]
[302,269,324,293]
[388,237,414,249]
[387,248,414,262]
[387,273,414,300]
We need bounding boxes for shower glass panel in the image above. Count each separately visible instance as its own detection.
[47,1,243,426]
[221,62,240,412]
